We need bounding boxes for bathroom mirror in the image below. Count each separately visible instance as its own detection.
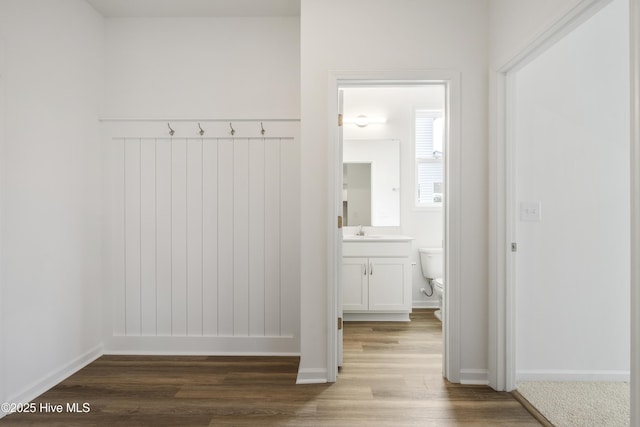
[343,139,400,227]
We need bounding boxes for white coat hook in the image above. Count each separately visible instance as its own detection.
[229,122,236,136]
[198,123,205,136]
[167,123,175,136]
[260,122,266,135]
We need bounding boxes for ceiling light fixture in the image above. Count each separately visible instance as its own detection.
[343,115,387,127]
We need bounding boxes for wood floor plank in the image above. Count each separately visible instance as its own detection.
[0,309,540,426]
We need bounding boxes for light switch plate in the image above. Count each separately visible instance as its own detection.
[520,201,542,222]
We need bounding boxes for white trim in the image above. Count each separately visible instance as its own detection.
[488,70,508,391]
[505,71,517,393]
[630,1,640,425]
[99,116,301,122]
[295,368,328,385]
[497,0,614,74]
[1,344,103,415]
[443,71,462,384]
[412,301,439,309]
[105,350,300,357]
[460,369,490,385]
[516,370,631,383]
[326,74,340,383]
[105,336,298,355]
[0,36,5,416]
[490,0,620,393]
[327,69,462,384]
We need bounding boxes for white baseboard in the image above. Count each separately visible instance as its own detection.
[296,368,328,384]
[343,312,410,322]
[1,344,103,417]
[412,301,439,309]
[517,369,631,382]
[460,369,490,385]
[104,335,299,356]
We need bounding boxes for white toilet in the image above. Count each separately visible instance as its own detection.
[418,248,444,321]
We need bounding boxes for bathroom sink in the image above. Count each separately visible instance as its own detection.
[343,235,414,242]
[343,235,384,240]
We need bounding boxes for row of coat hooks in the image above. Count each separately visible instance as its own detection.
[166,122,267,137]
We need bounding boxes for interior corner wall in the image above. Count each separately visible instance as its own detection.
[300,0,489,383]
[488,0,583,67]
[0,0,105,410]
[514,0,630,381]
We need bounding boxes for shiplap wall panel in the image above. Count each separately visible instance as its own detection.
[217,139,235,336]
[110,141,126,336]
[264,139,281,336]
[280,140,299,336]
[171,139,188,335]
[140,140,157,335]
[186,139,204,335]
[202,140,219,335]
[155,139,173,336]
[124,139,142,335]
[106,123,299,354]
[233,138,250,336]
[248,139,266,336]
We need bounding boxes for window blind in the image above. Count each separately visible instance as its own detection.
[415,111,443,205]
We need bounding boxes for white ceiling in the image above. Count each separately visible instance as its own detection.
[85,0,300,18]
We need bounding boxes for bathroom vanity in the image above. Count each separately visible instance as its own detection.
[342,235,413,321]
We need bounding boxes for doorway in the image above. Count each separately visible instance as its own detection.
[326,71,462,383]
[495,0,633,422]
[498,0,631,387]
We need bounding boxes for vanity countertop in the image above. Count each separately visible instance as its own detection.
[343,235,414,242]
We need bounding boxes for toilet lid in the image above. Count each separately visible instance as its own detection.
[433,278,444,287]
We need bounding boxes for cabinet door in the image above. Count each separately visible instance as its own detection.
[342,257,368,311]
[368,258,409,311]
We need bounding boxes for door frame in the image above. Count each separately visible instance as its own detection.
[491,3,639,418]
[326,70,462,383]
[0,36,5,413]
[631,1,640,424]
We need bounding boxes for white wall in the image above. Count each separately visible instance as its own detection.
[104,17,300,119]
[342,86,444,307]
[300,0,489,383]
[0,0,104,410]
[101,17,301,354]
[514,0,630,381]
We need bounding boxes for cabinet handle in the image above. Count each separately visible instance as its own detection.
[363,263,367,275]
[370,262,373,275]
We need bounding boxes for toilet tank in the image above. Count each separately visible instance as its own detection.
[418,247,443,279]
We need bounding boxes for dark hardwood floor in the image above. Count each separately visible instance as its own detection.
[1,309,539,426]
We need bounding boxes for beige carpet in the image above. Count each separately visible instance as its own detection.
[516,381,630,427]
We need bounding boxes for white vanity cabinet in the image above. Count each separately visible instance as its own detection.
[342,236,413,321]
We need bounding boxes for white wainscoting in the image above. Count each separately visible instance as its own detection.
[103,121,300,355]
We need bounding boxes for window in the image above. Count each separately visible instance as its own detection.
[415,110,444,208]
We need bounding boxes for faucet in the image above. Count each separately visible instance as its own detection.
[357,225,365,236]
